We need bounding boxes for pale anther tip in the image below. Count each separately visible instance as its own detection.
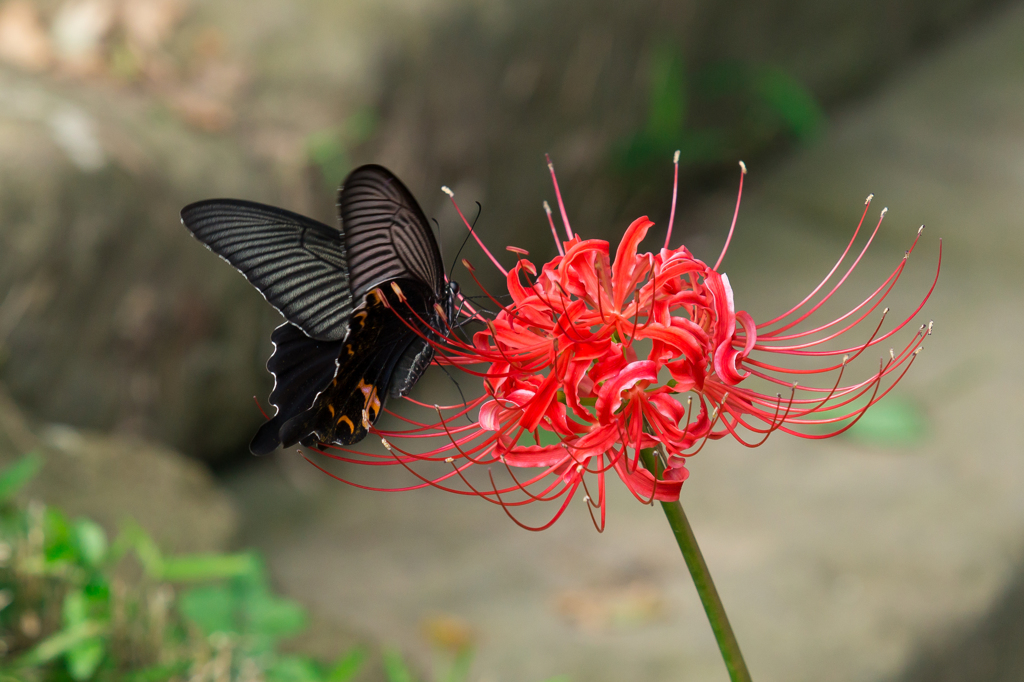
[445,457,454,463]
[583,495,591,503]
[738,160,747,174]
[883,307,890,315]
[918,224,925,234]
[880,207,888,217]
[842,354,850,365]
[673,150,680,163]
[865,193,874,204]
[576,464,583,473]
[441,186,454,197]
[890,348,895,361]
[542,200,552,215]
[914,346,924,355]
[381,438,392,451]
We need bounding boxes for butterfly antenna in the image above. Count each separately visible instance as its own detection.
[448,202,483,280]
[455,296,498,320]
[431,217,443,248]
[437,363,473,424]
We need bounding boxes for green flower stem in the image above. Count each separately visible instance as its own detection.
[639,447,751,682]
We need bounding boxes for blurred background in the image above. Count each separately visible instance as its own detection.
[0,0,1022,680]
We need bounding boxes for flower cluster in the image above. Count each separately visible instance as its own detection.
[308,157,939,530]
[476,216,739,504]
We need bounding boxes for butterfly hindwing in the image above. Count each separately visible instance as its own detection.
[277,284,434,448]
[181,199,353,342]
[249,323,344,455]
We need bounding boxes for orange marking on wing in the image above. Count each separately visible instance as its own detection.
[336,415,355,432]
[357,378,382,429]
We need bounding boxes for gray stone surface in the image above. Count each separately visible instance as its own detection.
[224,3,1024,681]
[0,386,238,553]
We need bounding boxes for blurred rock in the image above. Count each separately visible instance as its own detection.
[0,385,238,553]
[0,68,282,463]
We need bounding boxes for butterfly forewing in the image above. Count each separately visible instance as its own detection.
[181,199,354,342]
[339,165,446,302]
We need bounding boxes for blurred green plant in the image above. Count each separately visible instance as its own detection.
[307,107,379,191]
[845,396,928,447]
[616,44,825,172]
[0,453,366,682]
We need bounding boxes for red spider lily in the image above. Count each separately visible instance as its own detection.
[306,155,940,532]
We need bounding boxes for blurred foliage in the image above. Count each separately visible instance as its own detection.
[0,452,363,682]
[0,455,573,682]
[846,396,928,447]
[616,44,825,172]
[307,108,379,192]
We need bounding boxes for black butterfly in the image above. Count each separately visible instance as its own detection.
[181,165,457,455]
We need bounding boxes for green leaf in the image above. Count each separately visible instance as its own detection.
[381,648,417,682]
[63,590,89,628]
[306,130,350,191]
[74,520,107,567]
[846,397,927,446]
[159,552,259,582]
[326,647,368,682]
[177,585,236,635]
[751,67,825,142]
[645,43,687,141]
[67,637,104,681]
[115,521,163,578]
[43,508,75,565]
[122,662,191,682]
[18,622,107,666]
[0,453,42,502]
[442,647,474,682]
[266,655,323,682]
[344,106,377,143]
[242,591,307,638]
